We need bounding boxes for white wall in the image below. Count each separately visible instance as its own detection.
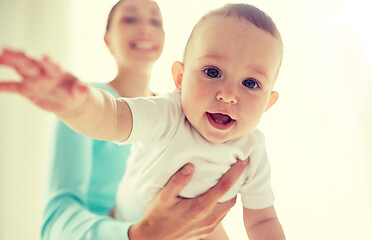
[0,0,371,239]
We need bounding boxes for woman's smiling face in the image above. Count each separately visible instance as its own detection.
[105,0,165,66]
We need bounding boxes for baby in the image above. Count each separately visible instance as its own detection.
[0,4,285,239]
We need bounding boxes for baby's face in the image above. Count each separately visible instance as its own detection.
[177,15,283,143]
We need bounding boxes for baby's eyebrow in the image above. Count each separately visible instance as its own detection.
[248,65,268,80]
[196,54,226,62]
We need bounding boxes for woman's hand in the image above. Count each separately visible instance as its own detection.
[129,158,250,240]
[0,49,89,115]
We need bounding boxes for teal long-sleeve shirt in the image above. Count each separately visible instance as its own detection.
[42,83,135,239]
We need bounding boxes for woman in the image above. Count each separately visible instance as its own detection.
[40,0,247,239]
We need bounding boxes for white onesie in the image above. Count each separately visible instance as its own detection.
[115,90,274,222]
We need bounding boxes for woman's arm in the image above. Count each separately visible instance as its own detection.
[42,120,133,240]
[43,196,133,240]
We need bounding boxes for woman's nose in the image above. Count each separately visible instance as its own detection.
[138,22,153,36]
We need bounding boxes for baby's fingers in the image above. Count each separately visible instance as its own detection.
[40,56,63,78]
[60,73,88,97]
[0,81,23,93]
[0,49,43,78]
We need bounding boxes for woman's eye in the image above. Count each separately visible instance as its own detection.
[151,19,162,27]
[122,17,137,23]
[203,67,221,78]
[242,78,259,89]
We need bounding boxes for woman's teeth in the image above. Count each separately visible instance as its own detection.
[134,42,155,50]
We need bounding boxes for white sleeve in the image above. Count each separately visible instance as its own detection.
[118,91,182,145]
[240,133,275,209]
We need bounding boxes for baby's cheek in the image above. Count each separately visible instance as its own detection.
[240,108,263,129]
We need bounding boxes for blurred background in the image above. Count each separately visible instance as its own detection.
[0,0,371,239]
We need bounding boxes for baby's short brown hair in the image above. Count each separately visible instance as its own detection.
[183,4,282,62]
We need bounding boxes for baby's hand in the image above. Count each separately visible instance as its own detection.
[0,48,89,114]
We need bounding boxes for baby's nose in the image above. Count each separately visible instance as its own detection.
[216,91,237,104]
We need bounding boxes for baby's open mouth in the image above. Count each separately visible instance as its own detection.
[207,112,235,130]
[209,113,232,124]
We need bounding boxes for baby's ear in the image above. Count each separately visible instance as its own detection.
[171,61,184,90]
[265,91,279,112]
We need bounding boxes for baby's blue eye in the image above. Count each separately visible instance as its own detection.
[203,67,221,78]
[242,78,259,89]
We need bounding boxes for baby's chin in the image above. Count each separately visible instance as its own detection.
[201,132,239,144]
[200,127,255,143]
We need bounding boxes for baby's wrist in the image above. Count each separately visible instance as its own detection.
[56,86,93,118]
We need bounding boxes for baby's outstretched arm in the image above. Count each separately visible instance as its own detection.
[0,49,132,142]
[0,49,88,113]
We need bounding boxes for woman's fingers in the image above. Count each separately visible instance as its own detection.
[215,197,237,214]
[132,160,247,240]
[157,163,194,203]
[199,158,250,206]
[212,197,237,223]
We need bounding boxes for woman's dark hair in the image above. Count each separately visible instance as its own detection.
[106,0,123,32]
